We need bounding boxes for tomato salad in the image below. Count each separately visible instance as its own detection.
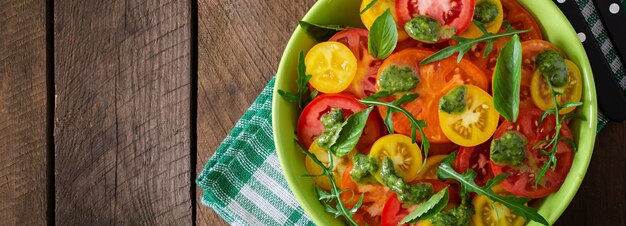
[280,0,584,225]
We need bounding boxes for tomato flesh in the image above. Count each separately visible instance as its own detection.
[396,0,475,37]
[296,94,382,152]
[455,141,494,186]
[489,108,574,198]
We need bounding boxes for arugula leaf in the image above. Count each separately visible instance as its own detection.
[421,21,529,65]
[492,34,522,122]
[297,141,361,226]
[278,51,314,109]
[368,9,398,59]
[360,0,378,14]
[400,187,450,224]
[330,107,374,157]
[437,153,549,225]
[298,21,348,42]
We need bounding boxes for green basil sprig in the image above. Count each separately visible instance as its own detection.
[492,34,522,122]
[298,21,348,42]
[368,9,398,59]
[329,107,374,157]
[437,153,549,225]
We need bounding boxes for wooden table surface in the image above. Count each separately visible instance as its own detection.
[0,0,623,225]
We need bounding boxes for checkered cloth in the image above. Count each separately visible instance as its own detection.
[197,1,625,225]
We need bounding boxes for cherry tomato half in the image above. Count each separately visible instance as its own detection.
[472,195,526,226]
[396,0,476,38]
[519,40,564,108]
[376,48,489,143]
[438,85,500,147]
[296,94,383,152]
[305,41,358,94]
[459,0,504,39]
[490,108,574,198]
[329,28,382,98]
[531,59,583,114]
[361,0,410,41]
[369,134,423,183]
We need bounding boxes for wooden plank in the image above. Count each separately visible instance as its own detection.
[0,0,49,225]
[556,121,625,226]
[54,0,192,225]
[196,0,315,225]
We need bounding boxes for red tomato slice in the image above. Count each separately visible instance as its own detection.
[396,0,475,36]
[329,28,382,98]
[454,141,494,186]
[381,180,460,226]
[296,94,383,152]
[489,108,574,198]
[500,0,542,41]
[376,48,489,143]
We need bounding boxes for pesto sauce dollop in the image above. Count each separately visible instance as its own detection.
[536,50,569,87]
[350,153,378,183]
[474,2,499,24]
[490,131,528,166]
[379,157,433,204]
[316,108,344,149]
[431,195,475,226]
[404,16,456,43]
[439,86,467,114]
[379,65,420,93]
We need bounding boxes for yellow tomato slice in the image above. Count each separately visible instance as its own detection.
[360,0,409,41]
[438,85,500,147]
[416,155,449,180]
[472,195,526,226]
[305,41,358,94]
[369,134,423,183]
[459,0,504,39]
[304,141,352,190]
[530,59,583,114]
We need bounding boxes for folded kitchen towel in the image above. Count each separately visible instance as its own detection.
[197,1,625,225]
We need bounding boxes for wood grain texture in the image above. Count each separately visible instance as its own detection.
[0,0,49,225]
[54,0,192,225]
[556,121,626,226]
[196,0,316,225]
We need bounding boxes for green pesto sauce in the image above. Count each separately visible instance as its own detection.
[379,65,419,93]
[404,16,456,43]
[490,131,528,166]
[474,2,499,24]
[431,195,474,226]
[439,86,467,114]
[379,157,433,204]
[350,153,379,183]
[536,50,569,87]
[316,108,344,148]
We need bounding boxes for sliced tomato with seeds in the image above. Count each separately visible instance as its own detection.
[489,108,574,198]
[500,0,542,41]
[376,48,489,143]
[396,0,475,37]
[454,141,494,186]
[296,94,383,152]
[340,164,391,225]
[329,28,382,98]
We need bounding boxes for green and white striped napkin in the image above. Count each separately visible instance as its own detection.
[197,1,625,224]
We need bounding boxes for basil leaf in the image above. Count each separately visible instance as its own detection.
[360,0,378,14]
[437,153,549,226]
[330,107,374,157]
[368,9,398,59]
[298,21,348,42]
[400,188,450,224]
[493,34,522,122]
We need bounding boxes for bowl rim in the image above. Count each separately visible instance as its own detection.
[272,0,598,225]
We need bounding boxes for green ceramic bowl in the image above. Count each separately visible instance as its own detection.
[273,0,598,225]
